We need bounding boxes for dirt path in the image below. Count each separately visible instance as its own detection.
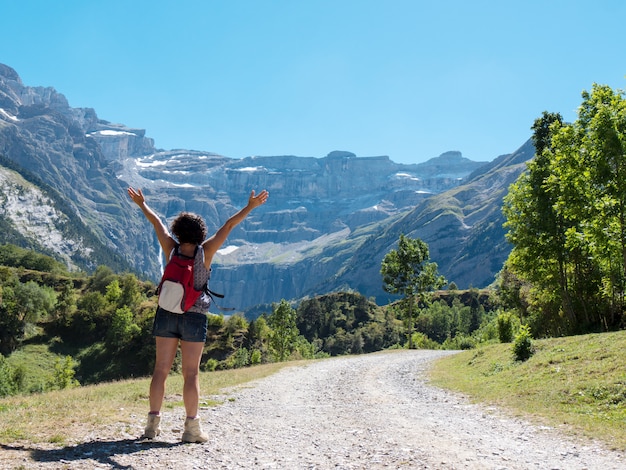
[1,350,624,469]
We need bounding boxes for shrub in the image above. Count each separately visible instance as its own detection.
[441,334,476,350]
[513,324,534,361]
[207,314,225,328]
[457,336,477,350]
[0,354,24,397]
[203,358,219,372]
[497,312,514,343]
[232,347,250,368]
[250,349,262,365]
[410,332,440,349]
[50,355,80,390]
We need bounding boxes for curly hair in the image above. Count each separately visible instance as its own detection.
[170,212,207,245]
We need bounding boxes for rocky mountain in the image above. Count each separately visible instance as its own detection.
[325,141,534,303]
[0,62,533,311]
[0,64,156,276]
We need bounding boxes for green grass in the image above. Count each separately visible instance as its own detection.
[0,361,293,445]
[430,330,626,450]
[5,344,62,393]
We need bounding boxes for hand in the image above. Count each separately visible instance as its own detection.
[127,187,145,206]
[248,189,269,209]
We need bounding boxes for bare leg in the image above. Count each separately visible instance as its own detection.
[180,340,205,417]
[149,337,179,413]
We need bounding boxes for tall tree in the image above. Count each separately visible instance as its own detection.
[296,297,324,341]
[571,84,626,324]
[503,111,576,331]
[503,84,626,333]
[380,234,446,348]
[268,299,298,361]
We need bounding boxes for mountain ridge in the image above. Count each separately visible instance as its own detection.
[0,62,532,310]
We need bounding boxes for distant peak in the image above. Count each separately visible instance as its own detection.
[326,151,357,159]
[437,151,463,161]
[0,63,20,82]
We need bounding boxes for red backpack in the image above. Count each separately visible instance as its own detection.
[157,246,203,314]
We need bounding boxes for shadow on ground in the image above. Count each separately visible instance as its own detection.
[1,438,184,469]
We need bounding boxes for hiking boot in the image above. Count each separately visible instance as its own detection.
[141,413,161,439]
[182,416,208,443]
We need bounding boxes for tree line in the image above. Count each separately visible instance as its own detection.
[0,227,552,400]
[0,242,506,398]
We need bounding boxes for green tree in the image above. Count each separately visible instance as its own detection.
[0,354,24,396]
[0,285,21,355]
[296,297,324,341]
[414,300,452,343]
[224,314,249,351]
[268,299,299,361]
[495,264,531,320]
[0,279,56,353]
[381,234,446,348]
[246,316,271,362]
[0,244,22,267]
[503,84,626,334]
[448,298,469,338]
[467,289,484,333]
[574,84,626,325]
[503,112,573,329]
[118,273,143,310]
[14,280,56,325]
[53,281,77,321]
[107,306,141,350]
[50,355,80,390]
[231,347,250,368]
[0,244,66,273]
[105,279,122,304]
[67,291,108,345]
[89,265,117,294]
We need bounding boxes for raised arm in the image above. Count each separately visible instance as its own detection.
[203,189,269,266]
[127,187,176,256]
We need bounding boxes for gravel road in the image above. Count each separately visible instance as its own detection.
[2,349,624,469]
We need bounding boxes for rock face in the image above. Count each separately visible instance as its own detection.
[0,165,87,268]
[0,64,161,276]
[120,149,482,242]
[0,62,532,310]
[326,142,534,304]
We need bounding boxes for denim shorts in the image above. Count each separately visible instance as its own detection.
[152,307,208,342]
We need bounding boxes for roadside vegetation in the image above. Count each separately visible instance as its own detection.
[0,360,294,445]
[431,331,626,450]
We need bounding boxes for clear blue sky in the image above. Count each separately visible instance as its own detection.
[2,0,625,164]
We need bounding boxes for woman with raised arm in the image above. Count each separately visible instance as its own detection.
[127,186,269,443]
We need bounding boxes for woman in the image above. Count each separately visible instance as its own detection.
[127,186,269,443]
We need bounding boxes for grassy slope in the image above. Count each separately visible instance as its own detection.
[4,344,62,394]
[1,332,625,450]
[430,330,626,450]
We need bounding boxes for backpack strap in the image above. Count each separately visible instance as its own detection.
[173,244,198,260]
[205,286,224,299]
[203,285,235,311]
